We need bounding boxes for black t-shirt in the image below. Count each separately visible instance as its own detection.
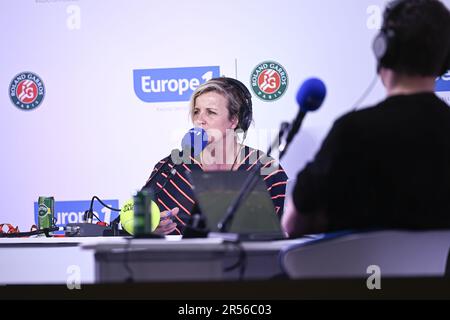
[293,92,450,231]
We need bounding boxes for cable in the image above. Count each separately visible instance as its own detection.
[85,196,121,224]
[154,166,177,196]
[351,73,379,112]
[92,212,103,223]
[142,157,173,191]
[142,158,178,199]
[89,196,121,212]
[223,240,248,280]
[0,226,60,238]
[123,237,134,283]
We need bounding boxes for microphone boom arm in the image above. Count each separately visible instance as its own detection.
[217,122,290,233]
[279,111,306,159]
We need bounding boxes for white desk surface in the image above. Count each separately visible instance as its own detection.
[0,235,321,284]
[80,235,319,252]
[0,236,115,245]
[0,234,320,249]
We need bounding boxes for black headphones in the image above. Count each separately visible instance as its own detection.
[221,77,253,132]
[373,0,450,76]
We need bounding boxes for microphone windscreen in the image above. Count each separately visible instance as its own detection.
[120,198,160,234]
[181,127,209,157]
[296,78,326,112]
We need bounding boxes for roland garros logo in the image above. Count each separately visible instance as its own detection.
[9,72,45,110]
[250,61,288,101]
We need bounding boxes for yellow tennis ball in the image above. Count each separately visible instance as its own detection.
[120,198,161,234]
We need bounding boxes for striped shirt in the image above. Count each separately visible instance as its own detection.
[142,146,288,235]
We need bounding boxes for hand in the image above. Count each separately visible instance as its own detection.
[153,207,179,235]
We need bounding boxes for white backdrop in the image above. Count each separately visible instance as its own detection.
[1,0,450,230]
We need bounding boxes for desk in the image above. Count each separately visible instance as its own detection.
[0,236,315,284]
[82,237,314,283]
[0,237,108,285]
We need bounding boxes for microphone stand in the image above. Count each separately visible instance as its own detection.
[279,112,305,159]
[217,122,290,233]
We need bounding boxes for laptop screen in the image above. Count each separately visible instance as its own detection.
[189,170,285,238]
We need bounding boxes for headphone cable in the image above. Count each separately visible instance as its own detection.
[351,73,379,112]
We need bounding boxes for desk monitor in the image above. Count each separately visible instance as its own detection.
[189,170,286,240]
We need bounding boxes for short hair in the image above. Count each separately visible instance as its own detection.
[189,77,253,133]
[380,0,450,76]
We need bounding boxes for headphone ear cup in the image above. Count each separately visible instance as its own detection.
[373,28,396,70]
[239,95,252,132]
[223,77,253,132]
[373,31,388,63]
[237,106,247,131]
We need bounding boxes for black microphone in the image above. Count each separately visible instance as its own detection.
[279,78,326,159]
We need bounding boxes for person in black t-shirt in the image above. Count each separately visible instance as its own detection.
[282,0,450,237]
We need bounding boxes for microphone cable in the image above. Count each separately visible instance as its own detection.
[142,157,172,190]
[142,157,180,199]
[85,196,121,224]
[123,237,135,283]
[223,240,248,280]
[152,160,179,196]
